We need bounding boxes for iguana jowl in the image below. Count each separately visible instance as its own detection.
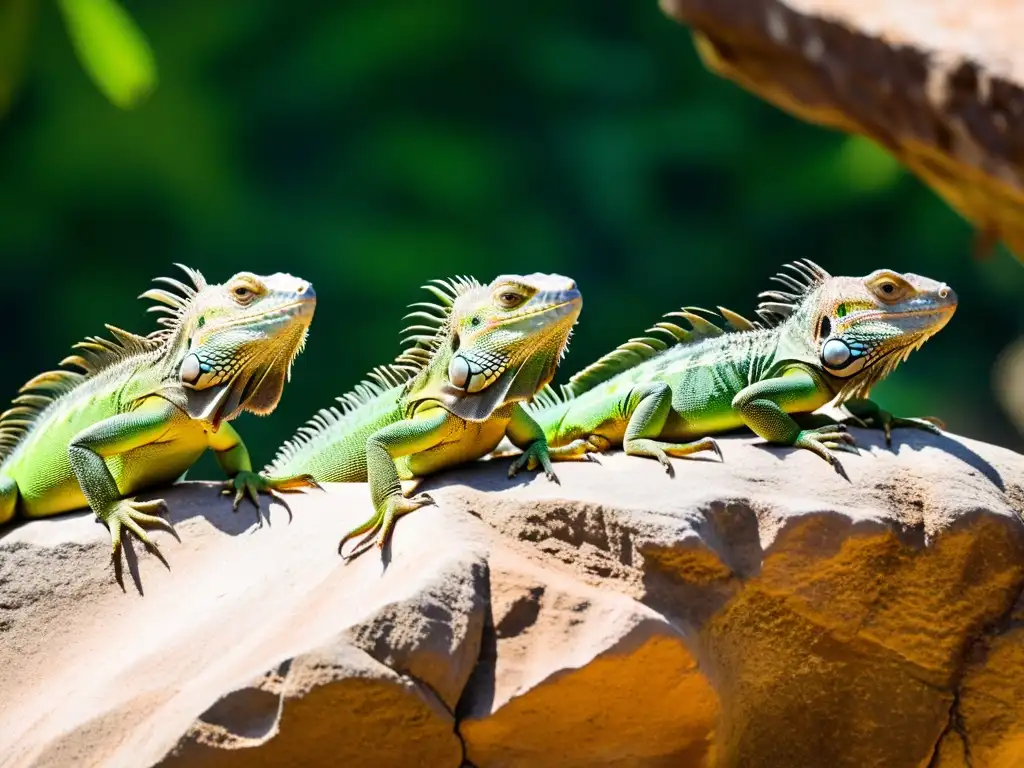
[264,273,585,560]
[528,260,956,475]
[0,266,318,564]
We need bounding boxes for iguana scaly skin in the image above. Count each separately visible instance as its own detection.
[0,266,318,565]
[264,273,584,560]
[528,260,956,476]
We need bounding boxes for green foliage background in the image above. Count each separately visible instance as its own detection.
[1,0,1023,479]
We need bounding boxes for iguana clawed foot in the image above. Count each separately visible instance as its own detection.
[221,471,322,517]
[508,441,560,483]
[339,492,436,561]
[624,436,723,477]
[842,398,944,447]
[100,497,176,567]
[793,424,858,479]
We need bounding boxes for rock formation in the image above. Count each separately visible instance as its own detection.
[1,427,1023,767]
[660,0,1024,261]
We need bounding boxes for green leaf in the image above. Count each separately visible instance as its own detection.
[834,135,904,193]
[58,0,157,109]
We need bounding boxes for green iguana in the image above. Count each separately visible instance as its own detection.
[263,273,585,560]
[526,260,956,476]
[0,266,318,566]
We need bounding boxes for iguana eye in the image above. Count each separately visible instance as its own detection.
[232,285,255,303]
[869,274,907,302]
[497,291,524,308]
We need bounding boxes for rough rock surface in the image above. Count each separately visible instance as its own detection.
[660,0,1024,260]
[2,427,1024,767]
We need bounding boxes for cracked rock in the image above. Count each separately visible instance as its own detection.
[0,428,1023,767]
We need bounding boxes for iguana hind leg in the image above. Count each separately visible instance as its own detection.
[622,382,722,475]
[0,474,17,525]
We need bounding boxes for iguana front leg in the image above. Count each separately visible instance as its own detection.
[339,407,451,561]
[505,403,586,479]
[732,371,857,476]
[68,398,178,563]
[792,400,943,447]
[209,422,319,513]
[841,398,944,446]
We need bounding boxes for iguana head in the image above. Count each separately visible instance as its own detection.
[760,260,956,400]
[407,273,582,421]
[144,267,316,426]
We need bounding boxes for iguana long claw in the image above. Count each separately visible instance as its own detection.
[792,426,858,477]
[102,497,175,567]
[221,471,319,518]
[545,438,607,464]
[508,440,560,484]
[339,492,435,561]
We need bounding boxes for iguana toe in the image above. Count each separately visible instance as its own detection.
[793,427,858,479]
[339,492,435,562]
[222,471,320,521]
[102,497,175,567]
[269,473,323,492]
[508,442,558,482]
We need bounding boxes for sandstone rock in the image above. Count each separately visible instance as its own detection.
[1,426,1023,767]
[659,0,1024,260]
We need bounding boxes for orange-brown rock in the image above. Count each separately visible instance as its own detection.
[659,0,1024,261]
[1,427,1023,767]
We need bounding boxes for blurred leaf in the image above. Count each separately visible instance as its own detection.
[0,0,38,117]
[834,135,904,192]
[57,0,156,109]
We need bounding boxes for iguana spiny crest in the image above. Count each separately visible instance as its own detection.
[531,300,759,410]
